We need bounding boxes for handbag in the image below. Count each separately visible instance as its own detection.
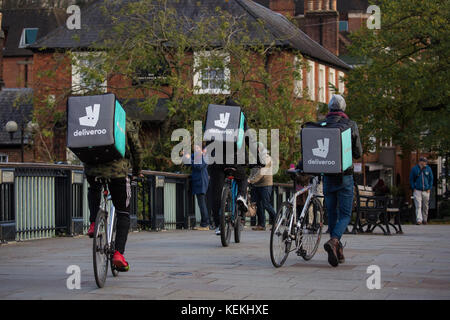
[246,201,257,217]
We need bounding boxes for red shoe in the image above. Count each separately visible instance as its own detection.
[87,222,95,238]
[112,251,129,271]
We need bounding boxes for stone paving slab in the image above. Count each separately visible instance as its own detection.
[1,225,450,299]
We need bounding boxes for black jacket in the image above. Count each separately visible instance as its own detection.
[325,114,363,160]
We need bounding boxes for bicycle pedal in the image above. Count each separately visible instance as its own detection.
[296,248,306,257]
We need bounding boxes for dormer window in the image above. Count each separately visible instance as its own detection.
[339,21,348,32]
[19,28,39,48]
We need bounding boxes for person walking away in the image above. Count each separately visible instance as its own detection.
[86,119,143,271]
[409,157,433,225]
[322,95,363,267]
[184,144,211,230]
[248,143,276,231]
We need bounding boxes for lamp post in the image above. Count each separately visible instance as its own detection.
[5,120,24,162]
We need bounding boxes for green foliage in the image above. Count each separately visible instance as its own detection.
[39,0,314,175]
[346,0,450,156]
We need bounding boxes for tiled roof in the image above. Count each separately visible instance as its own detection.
[31,0,349,70]
[0,89,33,145]
[1,8,67,57]
[239,0,350,69]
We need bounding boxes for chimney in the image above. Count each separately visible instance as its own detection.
[300,0,339,56]
[0,13,4,90]
[331,0,337,11]
[305,0,314,12]
[317,0,322,11]
[269,0,295,17]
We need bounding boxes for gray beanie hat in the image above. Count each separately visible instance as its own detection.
[328,94,346,112]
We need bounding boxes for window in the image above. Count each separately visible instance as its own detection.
[193,51,230,95]
[338,71,345,94]
[318,65,326,103]
[328,68,336,101]
[71,52,107,94]
[339,21,348,32]
[0,153,8,163]
[294,56,303,98]
[306,60,315,100]
[19,28,38,48]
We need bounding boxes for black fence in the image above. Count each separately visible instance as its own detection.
[0,163,295,242]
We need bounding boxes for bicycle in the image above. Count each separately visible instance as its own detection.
[93,178,135,288]
[270,169,324,268]
[219,167,245,247]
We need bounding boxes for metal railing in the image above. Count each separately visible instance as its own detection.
[0,163,294,242]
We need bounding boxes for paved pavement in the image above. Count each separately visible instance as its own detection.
[1,225,450,300]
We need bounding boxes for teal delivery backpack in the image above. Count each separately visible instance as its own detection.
[301,118,352,174]
[67,93,126,164]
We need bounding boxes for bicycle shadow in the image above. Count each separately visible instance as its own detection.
[286,261,356,270]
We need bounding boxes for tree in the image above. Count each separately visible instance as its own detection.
[345,0,450,189]
[35,0,314,177]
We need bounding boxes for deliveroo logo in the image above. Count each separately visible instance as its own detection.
[214,112,230,129]
[79,104,100,127]
[312,138,329,158]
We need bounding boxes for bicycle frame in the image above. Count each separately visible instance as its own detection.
[99,187,115,249]
[230,178,238,220]
[275,176,320,237]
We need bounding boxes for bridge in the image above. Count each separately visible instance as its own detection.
[1,225,450,299]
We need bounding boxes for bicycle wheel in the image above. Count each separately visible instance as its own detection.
[270,202,293,268]
[110,211,119,277]
[299,197,323,261]
[234,206,242,243]
[93,209,108,288]
[220,184,233,247]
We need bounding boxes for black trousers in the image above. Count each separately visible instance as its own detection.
[209,165,247,227]
[87,176,131,254]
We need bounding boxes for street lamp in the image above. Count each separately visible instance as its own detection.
[4,120,25,162]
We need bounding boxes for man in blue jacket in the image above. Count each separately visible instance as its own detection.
[409,157,434,225]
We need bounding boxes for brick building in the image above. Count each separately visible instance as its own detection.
[26,0,350,161]
[0,1,93,161]
[260,0,443,212]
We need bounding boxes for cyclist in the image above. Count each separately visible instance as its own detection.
[86,118,143,271]
[206,98,251,236]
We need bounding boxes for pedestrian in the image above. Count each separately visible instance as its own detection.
[184,144,211,230]
[248,143,276,231]
[322,94,363,267]
[373,178,390,196]
[409,157,433,225]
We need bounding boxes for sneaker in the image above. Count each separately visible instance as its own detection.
[112,251,129,271]
[337,241,345,264]
[416,221,422,225]
[87,222,95,238]
[323,238,339,267]
[237,195,248,212]
[215,227,221,236]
